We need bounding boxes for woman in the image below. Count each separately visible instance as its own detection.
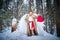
[25,11,38,36]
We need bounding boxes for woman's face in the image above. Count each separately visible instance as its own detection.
[29,12,33,16]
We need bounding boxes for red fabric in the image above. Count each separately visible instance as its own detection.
[37,15,44,22]
[31,21,35,28]
[29,21,35,30]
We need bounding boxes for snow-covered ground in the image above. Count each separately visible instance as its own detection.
[0,14,60,40]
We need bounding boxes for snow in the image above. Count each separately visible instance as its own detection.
[12,17,17,25]
[0,14,60,40]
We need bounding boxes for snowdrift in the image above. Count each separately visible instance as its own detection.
[0,14,60,40]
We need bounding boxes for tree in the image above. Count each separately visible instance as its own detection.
[36,0,42,14]
[0,0,3,9]
[54,0,60,37]
[46,0,56,34]
[0,0,12,31]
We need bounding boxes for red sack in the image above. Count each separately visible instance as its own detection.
[37,15,44,22]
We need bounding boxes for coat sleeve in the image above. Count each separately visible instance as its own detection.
[25,15,29,23]
[25,15,31,35]
[33,15,38,19]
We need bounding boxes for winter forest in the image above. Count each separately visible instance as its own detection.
[0,0,60,40]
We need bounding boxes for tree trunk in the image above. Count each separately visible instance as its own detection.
[29,0,33,11]
[46,0,54,34]
[54,0,60,37]
[36,0,42,14]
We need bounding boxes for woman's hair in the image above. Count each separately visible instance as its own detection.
[29,10,34,14]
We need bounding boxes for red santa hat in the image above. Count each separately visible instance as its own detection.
[37,15,44,22]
